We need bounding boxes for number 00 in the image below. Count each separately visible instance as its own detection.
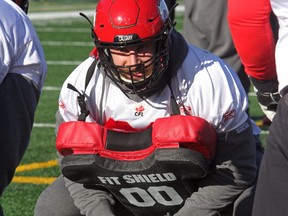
[120,186,183,207]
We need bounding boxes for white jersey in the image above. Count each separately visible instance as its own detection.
[271,0,288,94]
[0,0,47,89]
[59,44,251,134]
[58,43,260,216]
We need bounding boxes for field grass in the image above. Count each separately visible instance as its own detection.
[0,2,268,216]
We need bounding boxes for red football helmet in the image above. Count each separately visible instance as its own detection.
[13,0,29,14]
[94,0,172,96]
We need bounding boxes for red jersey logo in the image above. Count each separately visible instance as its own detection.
[223,109,236,123]
[135,105,145,117]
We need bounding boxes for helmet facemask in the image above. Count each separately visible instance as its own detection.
[97,23,171,97]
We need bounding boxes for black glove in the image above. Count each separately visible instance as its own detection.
[250,77,280,120]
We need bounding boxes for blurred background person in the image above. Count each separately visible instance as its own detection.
[227,0,280,123]
[182,0,251,97]
[0,0,47,215]
[252,1,288,215]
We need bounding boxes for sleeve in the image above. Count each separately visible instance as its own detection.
[0,73,39,194]
[174,118,257,216]
[0,10,47,89]
[55,111,116,216]
[227,0,277,80]
[0,29,12,84]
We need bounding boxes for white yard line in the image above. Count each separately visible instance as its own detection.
[32,121,269,135]
[28,5,185,20]
[28,10,95,20]
[47,60,82,65]
[41,41,93,46]
[42,86,61,91]
[36,27,89,32]
[33,123,55,128]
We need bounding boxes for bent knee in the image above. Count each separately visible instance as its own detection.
[34,182,81,216]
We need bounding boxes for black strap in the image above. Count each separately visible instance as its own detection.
[67,59,97,121]
[85,59,97,90]
[167,30,188,116]
[171,94,180,115]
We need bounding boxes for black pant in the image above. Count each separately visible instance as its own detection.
[252,93,288,216]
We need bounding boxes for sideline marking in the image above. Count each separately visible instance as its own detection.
[12,176,56,185]
[15,159,58,173]
[12,159,58,185]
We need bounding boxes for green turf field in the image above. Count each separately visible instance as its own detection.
[0,2,268,215]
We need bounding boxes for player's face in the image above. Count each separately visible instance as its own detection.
[110,43,155,83]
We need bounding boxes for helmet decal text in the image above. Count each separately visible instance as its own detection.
[114,34,139,42]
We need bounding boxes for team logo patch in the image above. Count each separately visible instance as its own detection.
[222,109,236,123]
[135,105,145,116]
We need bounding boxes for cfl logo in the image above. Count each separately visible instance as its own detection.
[135,105,144,116]
[135,112,144,116]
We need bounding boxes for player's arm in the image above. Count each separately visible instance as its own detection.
[270,0,288,96]
[55,111,116,216]
[0,73,39,194]
[174,118,257,216]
